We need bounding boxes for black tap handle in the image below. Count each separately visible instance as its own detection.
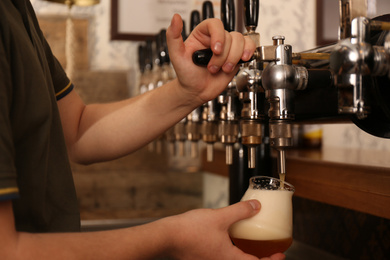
[138,44,146,73]
[159,29,170,65]
[181,20,188,41]
[244,0,259,29]
[145,39,154,70]
[192,48,254,67]
[202,1,214,20]
[190,10,201,32]
[221,0,235,32]
[192,49,213,67]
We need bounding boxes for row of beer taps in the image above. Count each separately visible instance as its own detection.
[137,0,390,179]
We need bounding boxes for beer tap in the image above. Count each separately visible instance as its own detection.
[138,44,147,95]
[186,10,203,158]
[141,39,154,95]
[235,0,264,169]
[261,36,302,180]
[330,17,390,120]
[200,1,221,162]
[218,0,240,165]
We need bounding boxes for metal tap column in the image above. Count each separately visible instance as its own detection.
[237,0,265,169]
[200,1,221,162]
[218,0,240,165]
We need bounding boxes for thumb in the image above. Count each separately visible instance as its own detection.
[219,200,261,228]
[166,14,185,62]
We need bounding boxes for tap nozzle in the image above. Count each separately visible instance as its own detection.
[269,120,292,177]
[218,79,240,165]
[186,108,202,158]
[201,100,219,162]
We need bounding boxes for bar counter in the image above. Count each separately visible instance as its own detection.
[201,146,390,220]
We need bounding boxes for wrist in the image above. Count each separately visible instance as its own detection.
[156,216,183,259]
[168,78,205,110]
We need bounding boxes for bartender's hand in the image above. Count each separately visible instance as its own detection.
[164,200,285,260]
[166,14,255,108]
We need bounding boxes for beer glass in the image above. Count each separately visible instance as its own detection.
[229,176,295,258]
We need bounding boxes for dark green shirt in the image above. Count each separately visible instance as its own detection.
[0,0,80,232]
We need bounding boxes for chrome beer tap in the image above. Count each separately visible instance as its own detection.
[261,36,301,180]
[141,39,154,95]
[235,0,264,169]
[138,44,148,96]
[200,1,221,162]
[330,17,390,120]
[218,0,240,165]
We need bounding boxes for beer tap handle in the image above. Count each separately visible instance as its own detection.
[221,0,235,32]
[202,1,214,20]
[159,29,170,65]
[192,49,255,67]
[243,0,259,32]
[138,44,146,74]
[145,39,154,71]
[193,0,260,67]
[190,10,201,32]
[243,0,260,47]
[181,20,188,41]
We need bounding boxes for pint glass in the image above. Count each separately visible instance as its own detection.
[229,176,295,258]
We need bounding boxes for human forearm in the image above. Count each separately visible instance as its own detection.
[65,79,198,164]
[12,218,174,260]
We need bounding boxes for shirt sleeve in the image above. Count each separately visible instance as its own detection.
[25,1,74,101]
[42,36,74,101]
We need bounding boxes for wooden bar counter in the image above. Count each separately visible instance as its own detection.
[202,146,390,219]
[284,147,390,220]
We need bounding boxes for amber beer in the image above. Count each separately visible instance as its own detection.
[230,237,293,258]
[229,176,295,258]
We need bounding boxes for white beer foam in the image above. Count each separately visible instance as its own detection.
[229,189,293,240]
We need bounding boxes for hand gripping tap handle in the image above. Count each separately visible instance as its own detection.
[193,0,259,67]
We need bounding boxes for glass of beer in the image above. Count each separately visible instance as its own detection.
[229,176,295,258]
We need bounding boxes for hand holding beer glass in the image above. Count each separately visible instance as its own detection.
[229,176,295,258]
